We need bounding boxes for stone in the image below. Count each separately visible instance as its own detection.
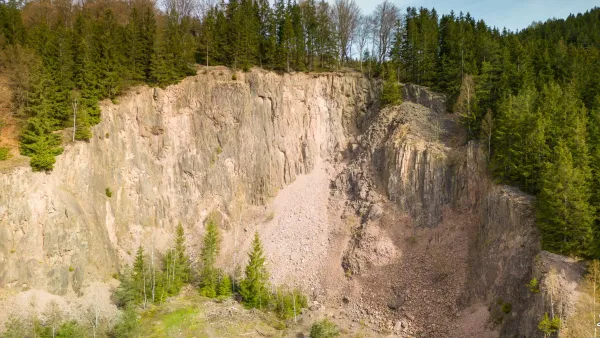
[393,321,404,332]
[0,69,377,299]
[387,296,404,310]
[368,204,383,221]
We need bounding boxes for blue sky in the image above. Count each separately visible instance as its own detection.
[355,0,598,32]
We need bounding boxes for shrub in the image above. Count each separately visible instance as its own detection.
[381,66,403,107]
[273,288,307,320]
[381,80,402,106]
[538,312,560,336]
[216,274,233,299]
[310,319,339,338]
[106,187,112,197]
[111,305,139,338]
[526,278,540,293]
[231,73,237,81]
[0,147,9,160]
[501,302,512,314]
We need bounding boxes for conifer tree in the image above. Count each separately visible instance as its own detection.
[537,141,595,256]
[20,117,64,171]
[199,219,220,297]
[163,223,190,296]
[133,245,148,307]
[216,272,233,298]
[240,232,270,309]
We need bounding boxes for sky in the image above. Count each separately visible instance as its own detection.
[354,0,598,32]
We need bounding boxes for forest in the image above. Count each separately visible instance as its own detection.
[0,0,599,258]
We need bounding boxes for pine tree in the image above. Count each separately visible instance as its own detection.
[217,272,233,299]
[199,219,220,297]
[239,232,270,309]
[133,245,148,306]
[587,96,600,258]
[174,223,191,283]
[20,117,64,171]
[163,223,190,297]
[96,9,125,99]
[114,269,136,307]
[537,141,595,256]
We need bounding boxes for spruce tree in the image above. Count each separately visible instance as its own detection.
[20,117,64,171]
[537,141,595,256]
[133,246,148,306]
[217,272,233,299]
[163,222,190,296]
[199,219,220,297]
[240,232,270,309]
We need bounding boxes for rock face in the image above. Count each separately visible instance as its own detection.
[0,68,377,295]
[0,72,553,337]
[335,84,542,337]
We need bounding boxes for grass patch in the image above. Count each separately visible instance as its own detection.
[162,308,199,332]
[135,290,286,338]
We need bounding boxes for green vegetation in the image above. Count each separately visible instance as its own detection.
[3,315,86,338]
[240,232,270,309]
[395,7,600,259]
[501,302,512,314]
[111,305,139,338]
[133,290,284,337]
[310,319,340,338]
[109,222,305,337]
[0,147,9,160]
[381,67,403,107]
[1,0,598,259]
[526,278,540,293]
[199,219,222,298]
[538,312,561,337]
[0,0,194,169]
[105,187,112,198]
[115,223,191,307]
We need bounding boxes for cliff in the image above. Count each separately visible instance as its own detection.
[0,68,377,297]
[0,69,568,337]
[334,84,543,337]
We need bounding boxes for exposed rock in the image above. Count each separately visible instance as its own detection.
[0,68,378,296]
[0,70,574,338]
[402,83,447,114]
[335,84,543,337]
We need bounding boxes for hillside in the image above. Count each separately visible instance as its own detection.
[0,67,588,338]
[1,1,600,337]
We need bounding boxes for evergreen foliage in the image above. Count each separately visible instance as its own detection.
[538,312,561,337]
[391,7,600,258]
[273,287,308,320]
[381,67,402,107]
[115,223,191,306]
[2,0,600,259]
[111,304,139,338]
[199,219,221,298]
[239,232,270,309]
[310,319,340,338]
[216,272,233,299]
[537,142,595,256]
